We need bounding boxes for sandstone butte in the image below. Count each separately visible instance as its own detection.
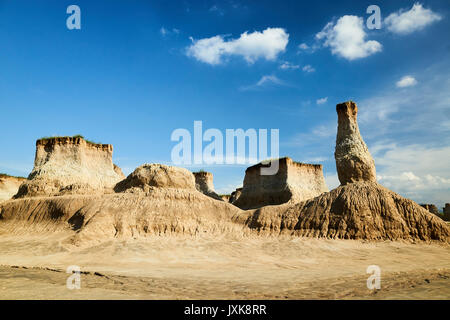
[0,101,449,244]
[233,157,328,210]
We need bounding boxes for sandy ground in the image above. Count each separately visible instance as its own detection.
[0,234,449,299]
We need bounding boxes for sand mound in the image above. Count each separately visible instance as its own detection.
[0,189,244,244]
[240,181,450,242]
[0,175,26,203]
[233,157,328,210]
[15,137,123,198]
[114,164,195,192]
[193,171,222,201]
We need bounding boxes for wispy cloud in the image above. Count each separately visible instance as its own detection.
[302,65,315,73]
[316,97,328,105]
[279,61,300,70]
[240,75,288,91]
[160,27,180,37]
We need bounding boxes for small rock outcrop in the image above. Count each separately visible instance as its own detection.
[233,157,328,210]
[114,164,196,193]
[0,174,26,203]
[420,204,440,215]
[229,188,242,204]
[335,101,376,185]
[114,164,126,180]
[14,137,123,198]
[444,204,450,221]
[193,171,222,201]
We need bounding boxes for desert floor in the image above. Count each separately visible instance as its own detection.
[0,234,449,299]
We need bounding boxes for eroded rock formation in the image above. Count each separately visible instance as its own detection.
[229,188,242,204]
[193,171,222,201]
[233,157,328,210]
[114,164,196,193]
[14,137,123,198]
[0,174,26,203]
[239,181,450,241]
[335,101,376,185]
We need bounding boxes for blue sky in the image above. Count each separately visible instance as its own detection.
[0,0,449,207]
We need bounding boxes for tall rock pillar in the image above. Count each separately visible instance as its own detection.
[335,101,377,185]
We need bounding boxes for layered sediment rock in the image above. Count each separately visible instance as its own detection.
[193,171,222,201]
[0,174,26,203]
[335,101,376,185]
[233,157,328,210]
[114,164,196,193]
[14,137,123,198]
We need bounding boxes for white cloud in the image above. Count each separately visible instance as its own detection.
[280,61,300,70]
[240,75,287,91]
[316,15,382,60]
[186,28,289,65]
[396,75,417,88]
[385,3,442,35]
[372,143,450,207]
[302,65,315,73]
[316,97,328,105]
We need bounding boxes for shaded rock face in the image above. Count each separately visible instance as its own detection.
[229,188,242,204]
[233,157,328,210]
[420,204,440,215]
[335,101,376,185]
[193,171,223,201]
[114,164,196,193]
[14,137,123,198]
[0,175,26,203]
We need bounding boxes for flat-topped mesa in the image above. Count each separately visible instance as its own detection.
[335,101,377,185]
[233,157,328,210]
[14,136,123,198]
[193,171,223,201]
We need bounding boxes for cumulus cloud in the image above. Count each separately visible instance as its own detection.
[187,28,289,65]
[316,97,328,105]
[385,3,442,35]
[396,75,417,88]
[316,15,382,60]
